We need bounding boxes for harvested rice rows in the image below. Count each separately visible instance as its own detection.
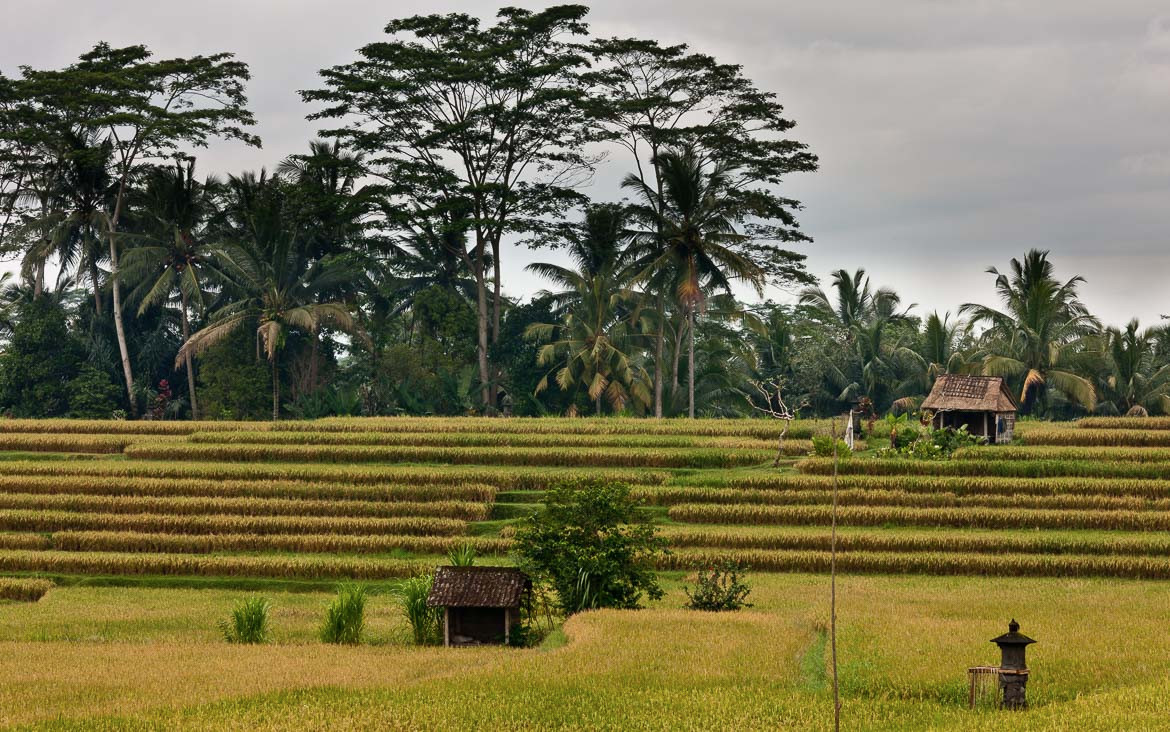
[4,417,1170,582]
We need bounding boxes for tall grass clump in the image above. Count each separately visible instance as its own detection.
[395,574,442,645]
[447,542,477,566]
[319,584,367,644]
[219,596,271,644]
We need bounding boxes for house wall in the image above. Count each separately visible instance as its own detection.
[448,607,515,645]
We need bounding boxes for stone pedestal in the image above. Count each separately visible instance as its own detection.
[999,669,1029,709]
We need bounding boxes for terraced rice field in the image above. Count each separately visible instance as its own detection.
[0,416,1168,585]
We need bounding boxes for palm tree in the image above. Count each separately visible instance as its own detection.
[121,158,219,418]
[798,269,911,331]
[624,146,764,418]
[525,260,649,416]
[178,171,365,420]
[961,249,1098,414]
[920,312,971,378]
[21,129,113,313]
[1096,319,1170,416]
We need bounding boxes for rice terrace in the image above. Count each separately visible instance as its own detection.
[3,1,1170,730]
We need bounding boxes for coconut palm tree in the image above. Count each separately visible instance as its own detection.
[623,146,764,418]
[121,158,219,418]
[21,128,113,313]
[1095,319,1170,416]
[798,269,912,331]
[961,249,1098,414]
[177,171,366,420]
[525,260,649,416]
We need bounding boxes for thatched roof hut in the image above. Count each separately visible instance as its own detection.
[921,375,1017,444]
[427,566,531,646]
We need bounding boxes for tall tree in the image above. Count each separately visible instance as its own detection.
[121,158,219,418]
[624,146,765,417]
[587,38,818,416]
[21,43,258,416]
[303,5,596,412]
[177,234,364,421]
[961,249,1098,414]
[1096,319,1170,416]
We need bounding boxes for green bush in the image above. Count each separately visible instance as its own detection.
[219,596,272,644]
[684,561,753,612]
[395,574,442,645]
[67,365,123,419]
[447,542,477,567]
[319,584,367,644]
[514,478,666,615]
[0,298,87,417]
[810,435,851,459]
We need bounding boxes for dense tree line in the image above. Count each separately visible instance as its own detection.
[0,6,1161,421]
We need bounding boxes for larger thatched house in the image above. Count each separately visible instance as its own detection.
[921,374,1017,444]
[427,566,531,646]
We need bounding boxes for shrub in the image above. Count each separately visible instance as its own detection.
[395,574,442,645]
[810,435,851,459]
[319,584,367,644]
[684,561,753,611]
[514,478,666,615]
[219,596,271,643]
[67,365,123,419]
[447,543,477,567]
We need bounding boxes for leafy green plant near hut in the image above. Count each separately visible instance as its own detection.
[319,584,367,644]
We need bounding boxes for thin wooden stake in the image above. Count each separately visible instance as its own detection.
[831,418,841,732]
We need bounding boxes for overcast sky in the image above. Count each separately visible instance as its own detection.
[4,1,1169,327]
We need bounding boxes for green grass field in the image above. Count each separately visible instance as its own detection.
[1,416,1168,729]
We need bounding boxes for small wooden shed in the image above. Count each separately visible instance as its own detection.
[427,566,531,646]
[921,374,1018,444]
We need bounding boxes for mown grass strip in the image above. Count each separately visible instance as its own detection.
[667,503,1170,530]
[48,531,511,556]
[0,510,467,537]
[0,550,431,580]
[658,548,1170,579]
[124,443,773,468]
[0,493,490,521]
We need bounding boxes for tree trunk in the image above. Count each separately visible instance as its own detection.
[310,329,320,391]
[672,314,686,395]
[33,261,44,299]
[272,356,279,421]
[90,261,102,316]
[180,290,198,420]
[108,234,136,417]
[595,393,602,416]
[489,237,502,412]
[653,295,664,419]
[688,309,696,419]
[474,239,492,412]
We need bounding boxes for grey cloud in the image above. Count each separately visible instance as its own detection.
[3,0,1168,326]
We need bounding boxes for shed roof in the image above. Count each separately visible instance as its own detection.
[920,375,1017,413]
[426,566,530,609]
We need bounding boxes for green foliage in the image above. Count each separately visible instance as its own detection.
[447,543,476,567]
[67,365,122,419]
[196,323,272,420]
[219,596,271,644]
[394,574,442,645]
[810,435,851,459]
[319,583,366,644]
[0,298,87,417]
[514,478,666,615]
[684,561,753,612]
